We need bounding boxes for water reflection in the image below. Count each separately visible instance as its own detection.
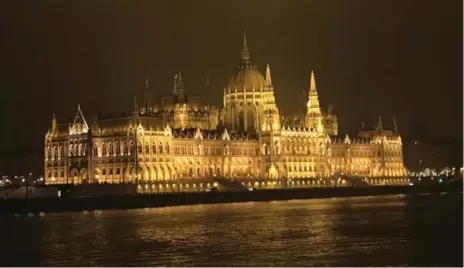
[0,194,461,266]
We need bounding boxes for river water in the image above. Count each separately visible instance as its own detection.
[0,194,462,266]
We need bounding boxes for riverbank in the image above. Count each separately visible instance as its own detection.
[0,183,462,214]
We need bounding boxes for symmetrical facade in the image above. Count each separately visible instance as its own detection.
[44,33,408,190]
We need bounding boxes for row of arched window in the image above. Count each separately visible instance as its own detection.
[287,165,318,172]
[47,140,173,159]
[96,141,171,156]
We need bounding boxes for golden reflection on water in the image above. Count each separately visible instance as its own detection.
[0,194,461,267]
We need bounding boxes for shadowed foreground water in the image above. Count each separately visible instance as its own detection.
[0,194,462,266]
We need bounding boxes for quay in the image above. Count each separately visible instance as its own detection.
[0,181,461,214]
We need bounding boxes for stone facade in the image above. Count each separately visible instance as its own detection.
[44,33,407,189]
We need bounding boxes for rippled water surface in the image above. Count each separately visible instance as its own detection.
[0,194,462,266]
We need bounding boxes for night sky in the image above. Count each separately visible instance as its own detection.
[0,0,462,174]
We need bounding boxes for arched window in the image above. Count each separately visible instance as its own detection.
[60,146,64,158]
[247,111,255,131]
[166,143,170,154]
[116,142,120,155]
[69,145,73,157]
[93,143,98,155]
[122,141,127,154]
[263,144,269,155]
[129,140,134,154]
[109,142,113,155]
[159,143,163,153]
[238,111,245,131]
[82,144,87,156]
[46,146,51,159]
[145,143,150,154]
[152,143,156,154]
[138,143,143,153]
[53,146,58,159]
[102,143,107,155]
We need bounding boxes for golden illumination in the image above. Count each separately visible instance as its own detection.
[44,34,407,191]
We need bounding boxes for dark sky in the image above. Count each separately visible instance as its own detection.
[0,0,462,173]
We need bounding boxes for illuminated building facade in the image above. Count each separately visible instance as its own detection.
[44,33,408,191]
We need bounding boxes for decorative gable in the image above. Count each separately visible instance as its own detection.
[136,123,144,135]
[164,124,172,137]
[222,128,230,141]
[194,128,203,140]
[344,134,351,144]
[69,104,89,135]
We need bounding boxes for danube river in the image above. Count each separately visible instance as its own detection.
[0,194,462,266]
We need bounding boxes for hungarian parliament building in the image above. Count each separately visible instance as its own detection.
[44,33,408,192]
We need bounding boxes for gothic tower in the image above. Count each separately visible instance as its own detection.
[305,70,324,132]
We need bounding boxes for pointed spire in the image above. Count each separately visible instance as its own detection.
[52,113,57,132]
[241,30,250,61]
[376,116,384,131]
[133,96,138,111]
[132,96,140,124]
[177,72,185,103]
[310,69,317,93]
[144,77,149,112]
[306,69,320,111]
[265,64,272,86]
[173,73,178,95]
[178,72,183,86]
[393,116,398,133]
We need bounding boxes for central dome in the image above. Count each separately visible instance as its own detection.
[228,67,266,92]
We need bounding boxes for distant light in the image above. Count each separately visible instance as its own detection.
[409,183,414,186]
[438,178,443,183]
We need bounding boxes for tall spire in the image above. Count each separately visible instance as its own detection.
[305,69,322,130]
[178,72,183,87]
[173,73,178,95]
[177,72,185,102]
[144,77,149,112]
[310,69,317,93]
[376,116,384,131]
[133,96,138,112]
[265,64,272,87]
[393,116,398,133]
[132,96,140,124]
[241,30,250,61]
[52,113,57,132]
[306,69,321,113]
